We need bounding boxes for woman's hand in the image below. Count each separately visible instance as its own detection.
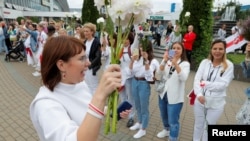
[197,96,205,104]
[171,55,178,66]
[95,64,122,101]
[119,109,131,119]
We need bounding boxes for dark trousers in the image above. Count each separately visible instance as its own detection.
[5,38,12,51]
[185,49,192,63]
[156,33,161,47]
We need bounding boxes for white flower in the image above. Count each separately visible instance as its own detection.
[97,17,105,24]
[94,0,105,10]
[185,11,191,17]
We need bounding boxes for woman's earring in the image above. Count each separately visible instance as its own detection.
[62,71,66,79]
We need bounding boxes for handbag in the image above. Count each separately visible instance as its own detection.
[155,76,167,94]
[187,89,196,105]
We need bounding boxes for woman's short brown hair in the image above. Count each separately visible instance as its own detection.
[41,36,86,91]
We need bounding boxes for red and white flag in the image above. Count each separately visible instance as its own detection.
[225,32,247,53]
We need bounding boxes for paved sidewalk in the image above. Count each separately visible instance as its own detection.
[0,54,249,141]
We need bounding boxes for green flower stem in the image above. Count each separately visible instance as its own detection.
[104,12,135,135]
[104,95,112,134]
[111,90,119,133]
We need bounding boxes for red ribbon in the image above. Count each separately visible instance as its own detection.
[26,48,33,57]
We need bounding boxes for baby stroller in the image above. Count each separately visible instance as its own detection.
[5,39,25,62]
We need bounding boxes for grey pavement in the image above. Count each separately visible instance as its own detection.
[0,54,249,141]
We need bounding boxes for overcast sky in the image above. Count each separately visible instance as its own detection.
[67,0,250,12]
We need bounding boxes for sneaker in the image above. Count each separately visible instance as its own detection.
[129,122,141,131]
[127,118,134,128]
[157,129,169,138]
[133,129,146,139]
[32,71,41,77]
[35,67,40,71]
[32,64,37,68]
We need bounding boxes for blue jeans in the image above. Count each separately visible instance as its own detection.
[132,78,151,129]
[158,93,183,141]
[119,78,135,119]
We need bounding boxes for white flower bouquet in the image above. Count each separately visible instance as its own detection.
[94,0,153,134]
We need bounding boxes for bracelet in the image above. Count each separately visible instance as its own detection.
[87,109,103,119]
[89,103,104,116]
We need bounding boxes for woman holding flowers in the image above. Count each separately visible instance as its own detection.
[128,40,159,139]
[155,42,190,141]
[192,39,234,141]
[30,36,130,141]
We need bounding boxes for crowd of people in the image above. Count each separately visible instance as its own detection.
[1,17,250,141]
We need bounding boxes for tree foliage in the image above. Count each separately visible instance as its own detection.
[81,0,100,25]
[180,0,214,70]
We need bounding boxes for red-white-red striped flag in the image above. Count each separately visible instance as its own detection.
[225,32,247,53]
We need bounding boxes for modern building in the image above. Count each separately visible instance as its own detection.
[0,0,70,20]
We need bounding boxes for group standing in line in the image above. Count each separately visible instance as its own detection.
[1,17,244,141]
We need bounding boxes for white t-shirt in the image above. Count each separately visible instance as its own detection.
[85,38,94,58]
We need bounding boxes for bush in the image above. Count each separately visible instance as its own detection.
[179,0,214,70]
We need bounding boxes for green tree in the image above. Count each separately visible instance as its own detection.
[16,17,25,24]
[179,0,214,70]
[81,0,100,25]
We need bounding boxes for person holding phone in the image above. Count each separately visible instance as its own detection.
[128,40,159,139]
[155,42,190,141]
[192,39,234,141]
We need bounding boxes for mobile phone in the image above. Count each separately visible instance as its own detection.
[168,50,175,58]
[117,101,132,120]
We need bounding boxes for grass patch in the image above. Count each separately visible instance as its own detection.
[227,53,245,64]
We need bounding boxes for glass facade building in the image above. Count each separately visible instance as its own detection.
[4,0,69,12]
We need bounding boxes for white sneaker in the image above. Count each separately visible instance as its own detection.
[157,129,169,138]
[32,64,37,68]
[129,122,141,130]
[35,67,40,71]
[133,129,146,139]
[32,71,41,77]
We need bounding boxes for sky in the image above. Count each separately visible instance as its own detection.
[67,0,250,12]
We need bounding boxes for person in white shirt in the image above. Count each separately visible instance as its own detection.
[192,39,234,141]
[217,24,227,40]
[30,36,130,141]
[32,23,48,77]
[128,40,159,139]
[83,22,102,95]
[167,25,182,49]
[119,32,137,128]
[155,42,190,141]
[231,20,241,35]
[101,34,111,70]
